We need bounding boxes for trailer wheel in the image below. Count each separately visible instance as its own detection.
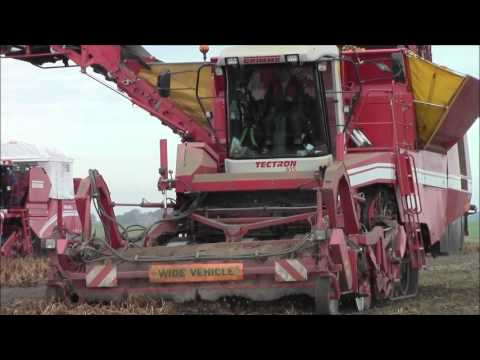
[314,277,339,315]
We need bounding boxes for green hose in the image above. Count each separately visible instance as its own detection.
[249,127,257,147]
[239,128,248,145]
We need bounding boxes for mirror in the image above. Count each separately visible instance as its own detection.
[157,71,171,98]
[317,61,328,72]
[468,204,477,215]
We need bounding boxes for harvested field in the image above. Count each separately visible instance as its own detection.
[367,250,479,315]
[0,256,49,288]
[1,240,478,315]
[0,297,174,315]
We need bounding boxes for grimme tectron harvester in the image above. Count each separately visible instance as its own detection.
[1,45,478,313]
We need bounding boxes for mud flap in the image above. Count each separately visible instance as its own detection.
[440,216,464,255]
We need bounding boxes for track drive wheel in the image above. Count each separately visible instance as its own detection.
[314,277,339,315]
[396,256,419,297]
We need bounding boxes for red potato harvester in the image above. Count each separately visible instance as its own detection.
[0,142,82,257]
[1,45,478,313]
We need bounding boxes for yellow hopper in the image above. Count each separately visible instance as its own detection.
[138,63,214,130]
[407,53,479,152]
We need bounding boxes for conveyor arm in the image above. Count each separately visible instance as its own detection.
[0,45,215,145]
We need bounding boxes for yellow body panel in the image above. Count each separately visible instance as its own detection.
[138,63,214,129]
[407,53,467,146]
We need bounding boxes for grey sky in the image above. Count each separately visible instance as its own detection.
[1,45,479,213]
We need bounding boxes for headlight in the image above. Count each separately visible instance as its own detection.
[317,61,328,72]
[43,238,56,249]
[226,57,239,66]
[285,54,300,64]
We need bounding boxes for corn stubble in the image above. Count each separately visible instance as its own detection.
[1,242,478,315]
[0,256,49,287]
[1,298,175,315]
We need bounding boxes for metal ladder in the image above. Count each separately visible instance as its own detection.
[388,87,425,268]
[395,152,425,267]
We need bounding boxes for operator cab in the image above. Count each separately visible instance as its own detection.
[216,46,344,173]
[0,162,30,209]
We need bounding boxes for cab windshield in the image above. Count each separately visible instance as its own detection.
[226,62,330,159]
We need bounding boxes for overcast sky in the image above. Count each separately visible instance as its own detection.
[1,45,479,213]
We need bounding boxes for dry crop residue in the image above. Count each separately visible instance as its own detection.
[367,246,479,315]
[1,244,478,315]
[0,256,49,287]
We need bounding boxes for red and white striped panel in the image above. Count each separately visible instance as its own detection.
[275,259,308,282]
[86,263,118,288]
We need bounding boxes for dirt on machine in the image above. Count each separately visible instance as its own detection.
[1,44,478,314]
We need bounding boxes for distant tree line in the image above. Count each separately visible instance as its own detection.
[91,208,165,227]
[115,209,164,227]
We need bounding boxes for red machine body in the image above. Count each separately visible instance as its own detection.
[1,45,477,313]
[0,160,82,257]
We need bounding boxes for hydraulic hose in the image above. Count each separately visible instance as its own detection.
[81,232,318,264]
[249,127,257,147]
[81,192,206,262]
[83,187,319,264]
